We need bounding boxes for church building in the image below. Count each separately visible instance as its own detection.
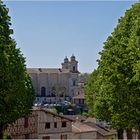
[27,55,79,104]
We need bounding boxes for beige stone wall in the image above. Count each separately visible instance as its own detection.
[5,111,38,139]
[30,73,38,95]
[29,72,75,98]
[48,73,58,87]
[28,68,78,101]
[47,73,70,98]
[96,132,104,139]
[38,73,48,94]
[59,73,70,96]
[71,131,97,140]
[37,110,72,138]
[39,132,72,139]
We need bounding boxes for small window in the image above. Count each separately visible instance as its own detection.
[54,122,57,128]
[61,134,67,140]
[24,117,28,128]
[45,122,50,129]
[62,122,66,127]
[42,136,50,140]
[25,134,29,139]
[41,87,46,97]
[73,80,76,86]
[73,66,75,71]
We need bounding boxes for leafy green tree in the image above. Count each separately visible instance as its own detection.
[85,70,98,116]
[85,69,112,125]
[85,1,140,139]
[78,73,90,84]
[0,1,35,138]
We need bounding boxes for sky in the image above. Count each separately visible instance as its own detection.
[5,0,138,73]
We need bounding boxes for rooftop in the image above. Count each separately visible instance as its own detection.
[72,122,96,133]
[27,68,70,74]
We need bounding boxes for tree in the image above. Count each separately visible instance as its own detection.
[85,70,98,116]
[78,73,90,84]
[85,1,140,139]
[0,1,35,138]
[85,69,112,127]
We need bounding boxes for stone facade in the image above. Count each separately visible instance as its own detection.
[27,55,79,103]
[5,111,38,139]
[34,108,73,139]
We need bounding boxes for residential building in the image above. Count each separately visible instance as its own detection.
[5,107,117,139]
[71,121,97,139]
[34,107,73,139]
[5,107,72,139]
[83,120,117,139]
[5,111,38,139]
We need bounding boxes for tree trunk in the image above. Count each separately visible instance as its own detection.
[0,124,4,139]
[126,129,132,139]
[117,129,123,139]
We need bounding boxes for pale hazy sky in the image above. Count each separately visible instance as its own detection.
[5,1,137,73]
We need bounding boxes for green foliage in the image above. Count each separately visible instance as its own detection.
[55,105,62,113]
[85,1,140,130]
[78,73,90,84]
[3,132,12,139]
[0,0,35,130]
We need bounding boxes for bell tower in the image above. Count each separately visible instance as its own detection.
[69,54,78,73]
[61,55,79,73]
[61,56,69,69]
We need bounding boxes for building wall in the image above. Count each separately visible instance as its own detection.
[29,72,78,100]
[39,132,72,139]
[71,131,97,140]
[105,134,117,139]
[96,132,104,139]
[5,111,38,139]
[30,73,38,96]
[27,56,79,103]
[38,73,48,96]
[37,110,72,139]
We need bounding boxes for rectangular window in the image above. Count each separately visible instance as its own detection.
[61,134,67,140]
[54,122,57,128]
[42,136,50,140]
[62,122,66,127]
[24,117,28,128]
[73,80,76,86]
[25,134,29,139]
[45,122,50,129]
[73,66,75,72]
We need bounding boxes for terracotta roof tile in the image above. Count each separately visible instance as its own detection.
[72,122,96,133]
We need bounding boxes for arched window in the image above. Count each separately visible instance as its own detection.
[41,87,46,97]
[73,80,76,86]
[73,66,75,72]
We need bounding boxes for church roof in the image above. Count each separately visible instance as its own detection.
[27,68,70,74]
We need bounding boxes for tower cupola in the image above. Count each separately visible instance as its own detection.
[64,56,69,63]
[69,54,78,73]
[62,56,69,69]
[70,54,76,61]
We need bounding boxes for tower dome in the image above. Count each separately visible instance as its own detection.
[64,56,69,63]
[70,54,75,61]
